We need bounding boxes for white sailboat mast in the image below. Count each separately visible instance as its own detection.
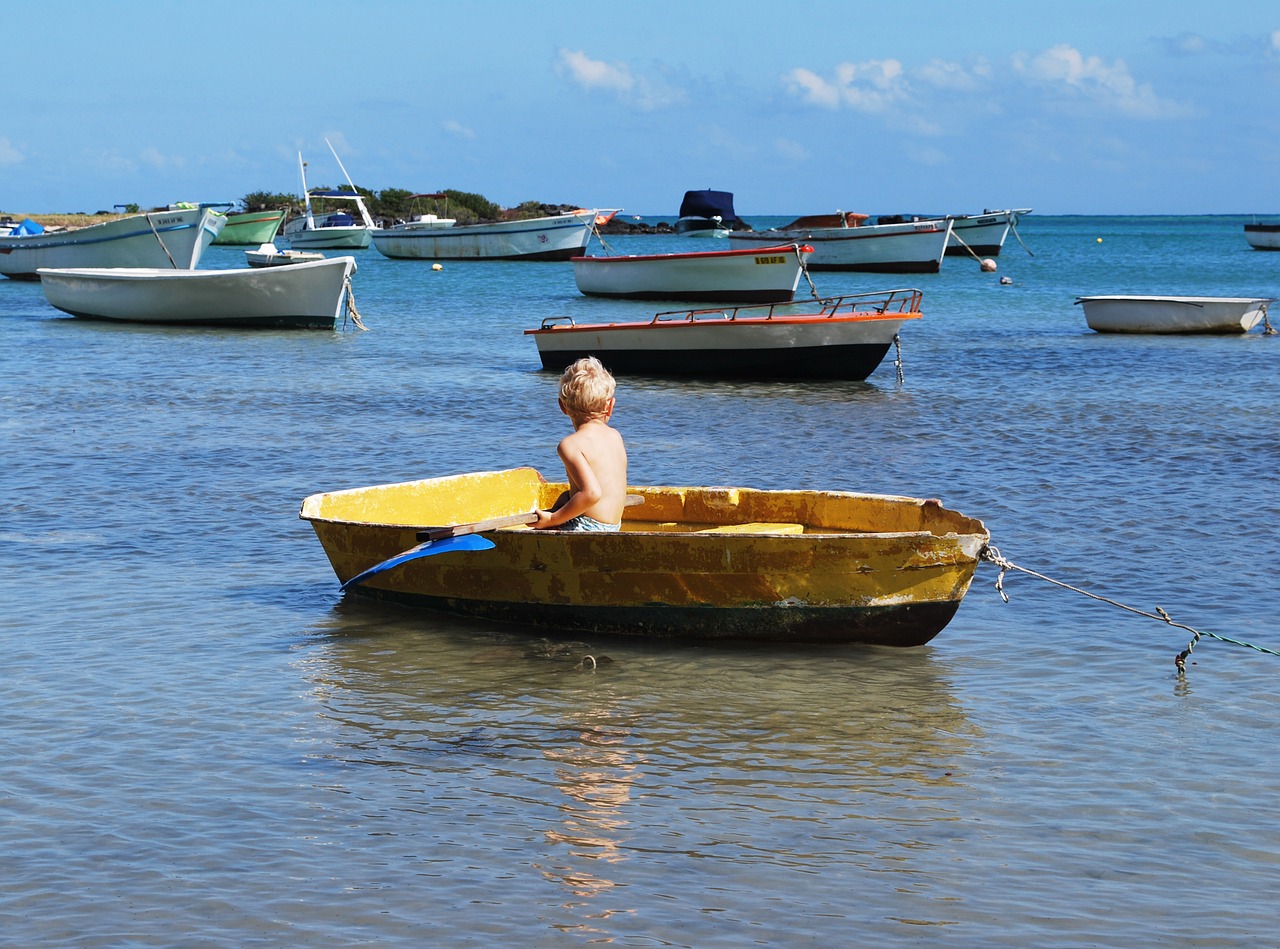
[325,138,375,229]
[298,153,315,230]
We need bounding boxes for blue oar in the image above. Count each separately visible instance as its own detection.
[339,495,646,592]
[340,511,539,591]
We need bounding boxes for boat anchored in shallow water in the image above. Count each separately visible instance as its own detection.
[1244,223,1280,251]
[38,256,359,330]
[728,212,953,273]
[526,288,921,379]
[1075,295,1274,334]
[0,206,224,280]
[282,141,376,250]
[571,242,814,303]
[300,467,989,646]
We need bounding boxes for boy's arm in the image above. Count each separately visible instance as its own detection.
[532,438,602,529]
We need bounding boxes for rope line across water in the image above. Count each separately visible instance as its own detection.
[979,545,1280,673]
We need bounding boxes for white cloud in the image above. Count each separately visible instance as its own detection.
[140,146,183,170]
[0,137,22,165]
[556,48,685,110]
[784,59,908,113]
[1013,44,1189,119]
[1272,30,1280,53]
[443,120,475,140]
[774,138,809,161]
[916,57,992,92]
[558,48,635,94]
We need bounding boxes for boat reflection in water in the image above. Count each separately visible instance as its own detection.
[294,608,976,929]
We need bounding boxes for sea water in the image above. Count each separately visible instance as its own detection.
[2,215,1279,947]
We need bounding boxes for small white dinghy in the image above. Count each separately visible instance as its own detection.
[1076,295,1274,334]
[38,256,359,330]
[244,243,326,267]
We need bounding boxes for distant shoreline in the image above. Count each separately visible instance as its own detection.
[1,211,691,235]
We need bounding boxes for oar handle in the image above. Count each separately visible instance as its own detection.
[415,494,645,542]
[418,511,538,542]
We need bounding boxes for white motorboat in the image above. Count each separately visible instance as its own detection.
[728,212,952,273]
[1075,295,1273,334]
[38,256,359,330]
[283,141,376,250]
[525,288,922,379]
[572,242,814,303]
[674,189,737,238]
[0,206,224,280]
[371,209,597,261]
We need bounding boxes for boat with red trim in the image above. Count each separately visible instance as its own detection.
[526,288,922,379]
[572,242,814,303]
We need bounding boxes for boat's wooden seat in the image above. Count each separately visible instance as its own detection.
[696,522,806,534]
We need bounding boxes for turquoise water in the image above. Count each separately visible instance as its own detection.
[2,215,1279,947]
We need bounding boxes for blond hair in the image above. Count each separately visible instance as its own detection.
[558,357,615,420]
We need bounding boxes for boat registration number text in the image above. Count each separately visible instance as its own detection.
[754,255,787,265]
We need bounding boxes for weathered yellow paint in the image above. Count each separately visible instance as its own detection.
[697,522,807,534]
[299,468,990,644]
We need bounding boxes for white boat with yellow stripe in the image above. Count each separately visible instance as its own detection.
[572,242,814,303]
[299,466,989,646]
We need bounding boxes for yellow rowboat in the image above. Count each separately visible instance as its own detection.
[299,467,990,646]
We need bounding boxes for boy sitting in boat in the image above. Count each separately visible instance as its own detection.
[532,357,629,532]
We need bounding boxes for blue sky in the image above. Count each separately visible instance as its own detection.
[5,0,1279,216]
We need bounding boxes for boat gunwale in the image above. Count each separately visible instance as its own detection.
[36,256,357,281]
[525,311,920,337]
[572,243,814,265]
[1074,294,1274,305]
[371,210,596,242]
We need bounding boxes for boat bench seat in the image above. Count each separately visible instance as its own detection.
[696,522,807,535]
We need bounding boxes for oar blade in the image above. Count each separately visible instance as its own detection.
[340,533,496,591]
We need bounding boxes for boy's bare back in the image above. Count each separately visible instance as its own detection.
[556,420,628,524]
[532,357,629,530]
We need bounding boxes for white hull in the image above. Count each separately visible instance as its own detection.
[526,290,922,380]
[573,243,812,303]
[38,256,358,329]
[244,245,326,268]
[675,218,730,238]
[371,211,595,260]
[947,209,1031,256]
[0,208,223,280]
[729,219,952,273]
[1076,295,1272,334]
[1244,225,1280,250]
[284,217,372,250]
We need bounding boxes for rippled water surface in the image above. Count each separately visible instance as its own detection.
[3,215,1279,947]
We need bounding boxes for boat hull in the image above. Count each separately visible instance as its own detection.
[1076,295,1271,334]
[945,209,1030,256]
[729,220,952,273]
[572,243,812,303]
[528,312,917,379]
[675,218,730,238]
[0,208,223,280]
[37,256,358,329]
[300,468,989,647]
[284,221,372,250]
[371,211,595,261]
[214,209,287,245]
[1244,224,1280,251]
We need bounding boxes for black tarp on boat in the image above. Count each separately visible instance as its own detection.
[678,190,737,222]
